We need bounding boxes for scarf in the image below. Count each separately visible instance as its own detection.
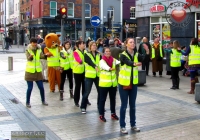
[102,55,114,68]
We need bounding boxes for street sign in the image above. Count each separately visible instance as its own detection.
[90,16,101,27]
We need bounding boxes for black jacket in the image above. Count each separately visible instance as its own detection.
[84,51,101,69]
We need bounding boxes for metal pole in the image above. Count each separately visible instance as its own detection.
[81,0,85,41]
[61,19,64,45]
[111,17,113,39]
[75,20,77,41]
[4,0,7,37]
[94,27,96,41]
[8,56,13,71]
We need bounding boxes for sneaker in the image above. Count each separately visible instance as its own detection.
[99,115,106,122]
[42,101,48,106]
[75,103,79,107]
[26,103,31,108]
[120,127,128,134]
[111,113,119,120]
[81,108,86,114]
[131,126,140,132]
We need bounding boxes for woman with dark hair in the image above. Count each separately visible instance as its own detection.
[59,41,74,100]
[182,38,200,94]
[96,38,104,53]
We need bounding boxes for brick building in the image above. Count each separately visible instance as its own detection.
[22,0,100,42]
[0,0,4,44]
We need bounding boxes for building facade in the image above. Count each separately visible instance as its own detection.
[135,0,199,47]
[25,0,99,43]
[123,0,137,40]
[100,0,123,40]
[0,0,4,44]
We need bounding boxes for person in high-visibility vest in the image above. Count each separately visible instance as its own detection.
[118,38,142,134]
[165,40,182,89]
[98,47,120,122]
[59,41,74,100]
[25,38,48,108]
[150,38,164,77]
[80,41,101,114]
[182,38,200,94]
[73,40,86,107]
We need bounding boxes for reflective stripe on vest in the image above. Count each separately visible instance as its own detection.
[26,49,42,73]
[99,59,117,87]
[189,45,200,65]
[170,49,181,67]
[60,50,70,70]
[46,47,60,66]
[118,51,139,86]
[85,53,100,78]
[73,49,85,74]
[151,45,163,59]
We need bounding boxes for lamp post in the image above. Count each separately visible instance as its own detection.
[81,0,85,41]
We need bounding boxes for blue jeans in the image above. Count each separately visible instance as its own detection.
[26,80,45,104]
[98,87,116,115]
[118,84,138,128]
[80,77,99,109]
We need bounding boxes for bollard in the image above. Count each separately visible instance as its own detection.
[8,57,13,71]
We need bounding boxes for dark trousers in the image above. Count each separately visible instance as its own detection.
[74,73,85,104]
[80,77,99,109]
[60,69,73,91]
[26,80,45,104]
[171,67,180,79]
[98,87,117,115]
[190,70,198,80]
[142,60,150,75]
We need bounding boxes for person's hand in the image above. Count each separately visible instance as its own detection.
[46,52,53,57]
[134,62,142,66]
[29,55,33,59]
[59,68,63,73]
[95,67,99,72]
[109,68,115,71]
[177,47,181,51]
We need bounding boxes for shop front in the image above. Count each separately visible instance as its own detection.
[123,19,137,41]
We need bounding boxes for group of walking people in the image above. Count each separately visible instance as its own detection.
[24,34,200,134]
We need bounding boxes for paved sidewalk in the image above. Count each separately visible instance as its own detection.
[0,45,25,53]
[0,53,200,140]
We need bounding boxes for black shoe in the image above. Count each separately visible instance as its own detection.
[75,103,79,107]
[26,103,31,108]
[87,101,91,105]
[111,113,119,120]
[170,86,176,90]
[99,115,106,122]
[42,101,48,106]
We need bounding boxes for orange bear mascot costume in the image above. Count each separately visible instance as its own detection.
[44,33,62,92]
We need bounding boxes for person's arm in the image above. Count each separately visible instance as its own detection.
[120,53,134,66]
[99,59,111,71]
[25,50,33,61]
[182,47,190,56]
[85,53,96,68]
[73,51,82,64]
[115,59,121,65]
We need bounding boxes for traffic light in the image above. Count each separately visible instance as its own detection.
[55,7,67,20]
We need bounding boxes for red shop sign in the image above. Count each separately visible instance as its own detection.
[150,4,166,13]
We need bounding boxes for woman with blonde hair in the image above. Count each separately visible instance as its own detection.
[165,40,182,89]
[96,38,104,53]
[80,41,101,113]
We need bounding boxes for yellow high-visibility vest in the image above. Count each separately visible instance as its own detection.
[73,49,85,74]
[85,52,100,78]
[151,44,163,59]
[170,49,181,67]
[26,49,42,73]
[118,51,139,85]
[60,50,70,70]
[46,47,60,67]
[189,45,200,65]
[99,59,117,87]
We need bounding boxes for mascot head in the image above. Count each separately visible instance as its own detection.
[45,33,61,48]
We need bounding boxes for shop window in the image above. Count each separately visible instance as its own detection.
[85,3,91,18]
[50,1,57,17]
[151,17,159,23]
[130,7,135,19]
[68,2,74,17]
[197,13,200,20]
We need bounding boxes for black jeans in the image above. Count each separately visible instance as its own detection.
[80,77,99,109]
[171,67,180,79]
[142,57,150,75]
[60,69,73,91]
[98,87,117,116]
[74,73,85,104]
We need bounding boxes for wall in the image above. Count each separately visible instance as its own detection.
[123,0,135,19]
[43,0,99,18]
[31,0,43,19]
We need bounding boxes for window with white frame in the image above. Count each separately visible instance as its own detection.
[130,7,135,19]
[50,1,57,17]
[107,6,114,21]
[67,2,74,17]
[85,3,91,18]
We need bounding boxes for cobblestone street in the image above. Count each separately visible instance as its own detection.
[0,50,200,140]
